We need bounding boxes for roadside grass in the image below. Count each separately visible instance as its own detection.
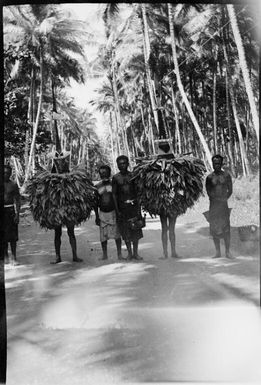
[230,174,259,227]
[189,173,259,228]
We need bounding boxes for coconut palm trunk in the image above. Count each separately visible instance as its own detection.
[51,77,61,153]
[225,68,236,176]
[111,58,130,158]
[109,111,117,173]
[222,39,250,175]
[25,67,35,170]
[212,47,218,153]
[227,4,259,143]
[140,3,159,132]
[24,47,44,183]
[167,3,212,169]
[228,80,250,176]
[171,85,182,154]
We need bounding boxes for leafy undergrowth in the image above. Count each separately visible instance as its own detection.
[230,174,259,227]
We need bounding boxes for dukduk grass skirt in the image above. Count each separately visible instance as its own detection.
[26,169,98,229]
[131,156,206,217]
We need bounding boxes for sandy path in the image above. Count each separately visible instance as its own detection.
[4,203,260,384]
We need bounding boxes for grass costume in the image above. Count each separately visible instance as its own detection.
[26,150,97,263]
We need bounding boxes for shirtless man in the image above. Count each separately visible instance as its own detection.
[4,165,21,266]
[95,165,123,261]
[206,154,234,259]
[112,155,143,261]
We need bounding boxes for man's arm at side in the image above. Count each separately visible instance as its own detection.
[112,176,120,217]
[14,183,21,224]
[205,174,212,198]
[226,173,233,199]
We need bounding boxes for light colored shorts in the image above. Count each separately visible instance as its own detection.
[99,210,121,242]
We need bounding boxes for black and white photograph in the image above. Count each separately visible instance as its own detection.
[1,1,260,384]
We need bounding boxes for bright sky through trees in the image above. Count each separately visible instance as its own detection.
[61,3,106,135]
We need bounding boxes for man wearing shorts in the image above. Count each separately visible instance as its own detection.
[95,165,123,261]
[4,164,21,266]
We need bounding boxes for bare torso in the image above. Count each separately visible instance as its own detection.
[4,180,20,205]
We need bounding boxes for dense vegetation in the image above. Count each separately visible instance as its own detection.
[4,3,259,187]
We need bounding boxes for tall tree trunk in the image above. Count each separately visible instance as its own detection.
[81,139,86,164]
[148,105,156,155]
[109,111,117,173]
[212,48,218,153]
[171,85,181,154]
[227,4,259,143]
[225,68,236,176]
[140,3,159,133]
[25,67,35,170]
[111,59,130,158]
[229,82,250,176]
[168,3,212,170]
[181,104,187,153]
[51,77,61,153]
[24,48,44,184]
[113,110,121,156]
[78,137,82,165]
[222,37,250,176]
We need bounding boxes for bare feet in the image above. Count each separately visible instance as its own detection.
[159,255,168,260]
[50,258,62,264]
[11,260,20,266]
[212,254,221,259]
[73,257,83,262]
[118,255,126,261]
[132,255,143,261]
[171,254,182,259]
[225,252,235,259]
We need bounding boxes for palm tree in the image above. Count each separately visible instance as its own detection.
[167,3,212,169]
[227,4,259,144]
[4,4,91,182]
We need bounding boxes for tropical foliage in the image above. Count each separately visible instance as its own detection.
[4,3,259,184]
[132,156,206,216]
[26,168,98,229]
[91,3,259,176]
[3,4,107,187]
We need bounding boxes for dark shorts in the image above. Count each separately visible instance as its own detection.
[118,202,143,242]
[209,200,230,239]
[4,207,18,242]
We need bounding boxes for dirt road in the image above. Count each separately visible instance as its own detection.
[4,202,260,384]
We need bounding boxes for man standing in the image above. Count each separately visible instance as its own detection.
[4,164,20,266]
[112,155,143,261]
[95,165,123,261]
[206,154,234,259]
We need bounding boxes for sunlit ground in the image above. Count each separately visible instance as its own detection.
[5,213,260,384]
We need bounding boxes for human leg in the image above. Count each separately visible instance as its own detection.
[115,238,124,260]
[224,231,234,259]
[51,226,62,263]
[100,240,108,260]
[10,241,19,265]
[213,237,221,258]
[4,242,9,263]
[67,225,82,262]
[125,241,133,260]
[160,214,168,258]
[132,240,143,260]
[169,215,181,258]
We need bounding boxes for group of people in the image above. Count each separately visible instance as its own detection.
[3,153,234,266]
